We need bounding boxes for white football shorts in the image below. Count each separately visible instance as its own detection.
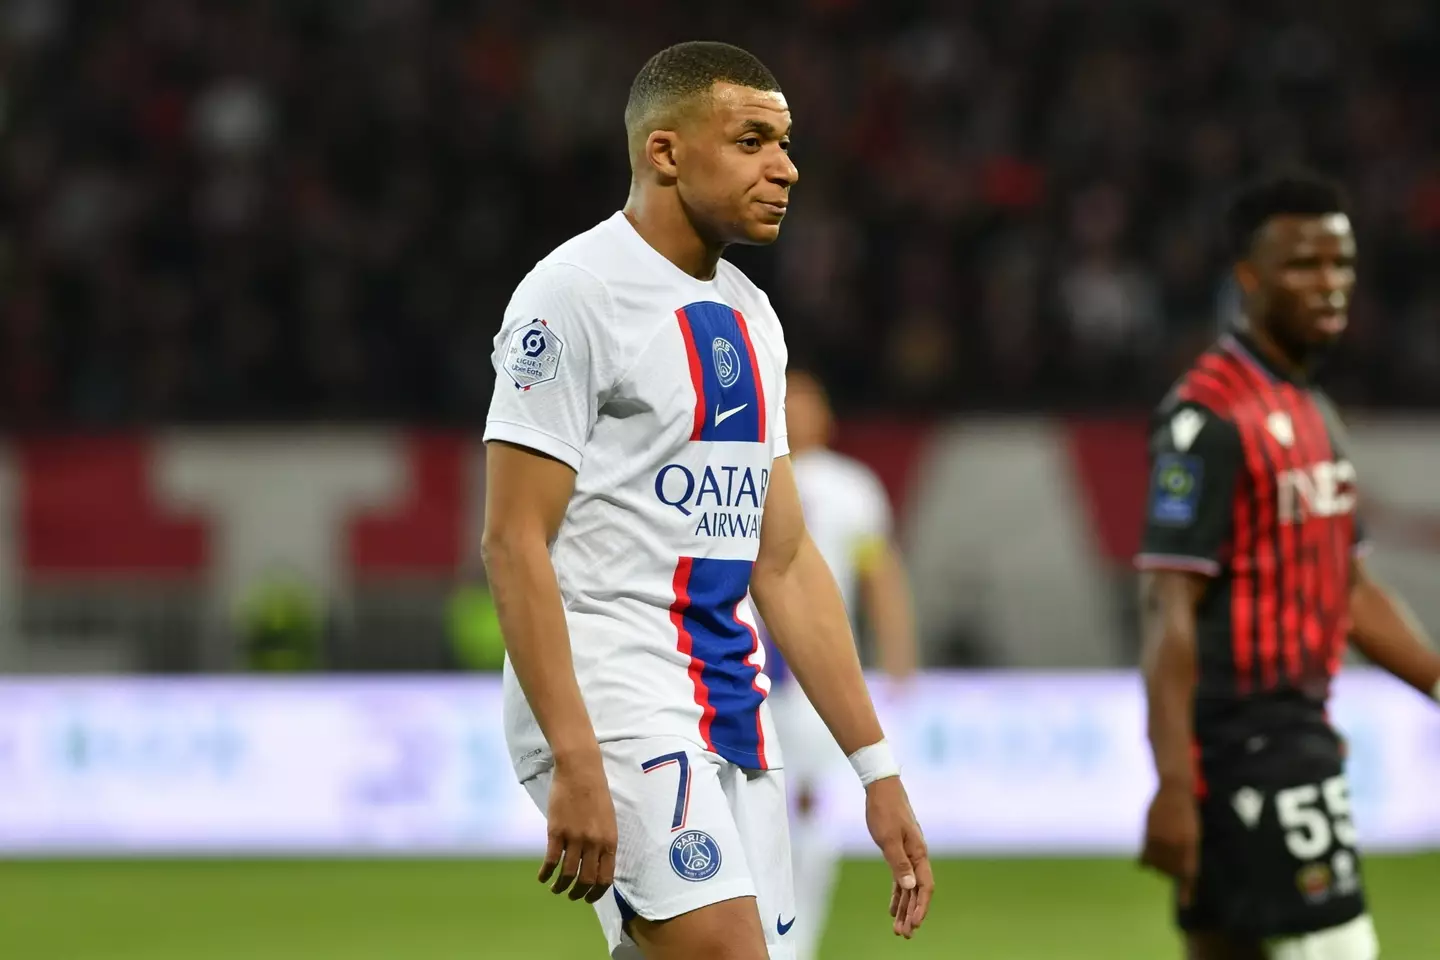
[522,735,797,959]
[1267,914,1379,960]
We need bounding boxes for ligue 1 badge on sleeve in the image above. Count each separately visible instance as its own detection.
[504,319,564,390]
[1150,453,1203,526]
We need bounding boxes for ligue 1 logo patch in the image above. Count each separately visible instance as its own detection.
[670,829,722,882]
[712,337,741,389]
[504,319,564,390]
[1149,453,1203,526]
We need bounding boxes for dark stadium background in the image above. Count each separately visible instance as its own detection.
[1,2,1438,957]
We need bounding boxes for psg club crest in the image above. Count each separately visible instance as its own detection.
[669,829,722,882]
[712,337,741,389]
[503,319,564,390]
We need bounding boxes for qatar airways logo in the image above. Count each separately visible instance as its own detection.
[654,463,770,539]
[1278,460,1357,523]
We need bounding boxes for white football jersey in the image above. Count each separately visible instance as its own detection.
[485,212,789,781]
[791,448,892,621]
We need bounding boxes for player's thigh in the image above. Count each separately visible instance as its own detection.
[629,895,769,960]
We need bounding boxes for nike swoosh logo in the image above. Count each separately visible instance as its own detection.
[777,916,795,936]
[714,403,748,426]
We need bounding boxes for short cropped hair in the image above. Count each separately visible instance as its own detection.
[1226,171,1350,259]
[624,41,780,162]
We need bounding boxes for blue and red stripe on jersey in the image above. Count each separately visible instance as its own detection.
[674,301,768,444]
[669,556,769,769]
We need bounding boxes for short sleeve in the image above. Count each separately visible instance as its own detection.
[1135,403,1243,577]
[483,264,612,472]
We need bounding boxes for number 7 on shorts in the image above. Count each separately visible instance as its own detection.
[642,752,692,832]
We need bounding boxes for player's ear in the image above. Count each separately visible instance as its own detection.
[643,129,681,182]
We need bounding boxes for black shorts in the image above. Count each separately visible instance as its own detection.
[1178,733,1368,939]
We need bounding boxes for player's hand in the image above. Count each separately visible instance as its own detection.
[539,749,618,904]
[1139,781,1200,905]
[865,776,933,938]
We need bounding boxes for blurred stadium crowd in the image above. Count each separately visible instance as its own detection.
[5,0,1440,428]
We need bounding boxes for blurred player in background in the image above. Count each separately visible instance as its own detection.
[764,368,918,960]
[1136,172,1440,960]
[482,41,932,960]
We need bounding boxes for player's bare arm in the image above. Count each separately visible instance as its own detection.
[751,458,879,753]
[857,538,918,680]
[481,440,617,905]
[1134,400,1238,905]
[1348,556,1440,701]
[1138,569,1205,901]
[750,455,932,938]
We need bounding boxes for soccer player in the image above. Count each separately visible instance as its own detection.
[765,368,919,960]
[1136,172,1440,960]
[481,42,933,960]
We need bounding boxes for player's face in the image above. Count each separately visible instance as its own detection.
[785,371,832,451]
[1243,214,1357,359]
[678,83,797,246]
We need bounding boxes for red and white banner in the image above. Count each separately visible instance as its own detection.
[1,418,1438,668]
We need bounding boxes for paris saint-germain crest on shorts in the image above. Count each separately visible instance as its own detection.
[503,319,564,390]
[712,337,741,389]
[669,829,722,882]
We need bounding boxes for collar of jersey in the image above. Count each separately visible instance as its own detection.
[611,211,722,289]
[1222,331,1308,387]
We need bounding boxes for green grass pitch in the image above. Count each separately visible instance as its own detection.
[1,856,1437,958]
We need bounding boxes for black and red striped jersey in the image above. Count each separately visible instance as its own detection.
[1136,333,1368,755]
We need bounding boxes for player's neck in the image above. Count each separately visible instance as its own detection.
[623,190,725,281]
[1240,322,1307,380]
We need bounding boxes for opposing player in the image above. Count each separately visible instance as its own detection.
[764,368,918,960]
[481,42,933,960]
[1136,172,1440,960]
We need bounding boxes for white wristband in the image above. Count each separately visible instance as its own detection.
[848,739,900,786]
